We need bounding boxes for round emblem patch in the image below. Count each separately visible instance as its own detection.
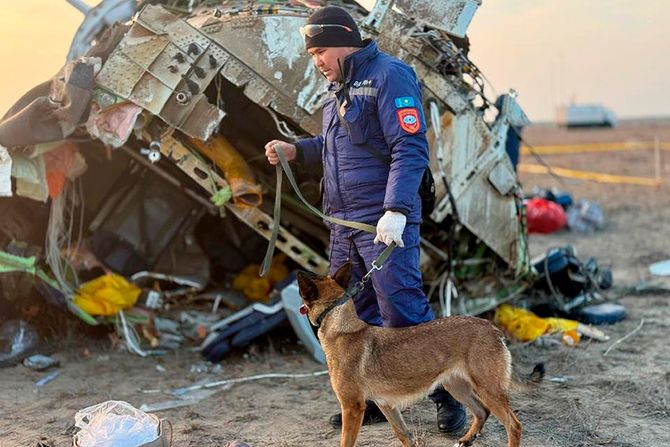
[396,108,421,134]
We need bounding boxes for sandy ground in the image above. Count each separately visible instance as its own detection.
[1,130,670,447]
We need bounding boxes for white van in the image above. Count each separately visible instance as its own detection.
[556,104,617,128]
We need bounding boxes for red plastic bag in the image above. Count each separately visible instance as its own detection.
[525,198,567,234]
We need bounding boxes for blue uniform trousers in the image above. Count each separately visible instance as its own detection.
[328,223,449,402]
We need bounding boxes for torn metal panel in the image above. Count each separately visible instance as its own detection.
[96,50,147,99]
[180,96,226,141]
[128,73,174,115]
[187,8,325,129]
[488,162,517,196]
[66,0,136,60]
[393,0,481,37]
[367,3,530,277]
[427,104,529,272]
[116,31,171,69]
[95,5,226,140]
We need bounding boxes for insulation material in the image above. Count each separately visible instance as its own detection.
[86,101,143,148]
[11,152,48,202]
[43,142,88,199]
[0,145,12,197]
[494,304,589,345]
[185,135,262,207]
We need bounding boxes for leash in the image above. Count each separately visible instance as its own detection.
[313,241,395,327]
[260,145,395,276]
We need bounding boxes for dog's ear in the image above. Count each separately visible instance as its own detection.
[332,261,352,289]
[297,271,318,302]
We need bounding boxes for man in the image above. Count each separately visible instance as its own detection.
[264,6,466,434]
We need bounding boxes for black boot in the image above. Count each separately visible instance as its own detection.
[431,387,467,434]
[329,401,387,428]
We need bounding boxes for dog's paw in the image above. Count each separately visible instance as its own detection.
[454,440,475,447]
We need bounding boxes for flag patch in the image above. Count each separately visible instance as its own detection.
[396,108,420,134]
[394,96,415,109]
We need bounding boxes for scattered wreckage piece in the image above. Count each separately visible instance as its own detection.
[94,4,227,140]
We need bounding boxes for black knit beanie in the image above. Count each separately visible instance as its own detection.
[303,6,364,49]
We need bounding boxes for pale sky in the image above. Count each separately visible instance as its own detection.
[0,1,668,122]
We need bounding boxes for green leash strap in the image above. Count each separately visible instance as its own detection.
[276,147,376,233]
[259,162,283,277]
[260,146,394,277]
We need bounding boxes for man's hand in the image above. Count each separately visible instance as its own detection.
[374,210,406,247]
[264,140,297,165]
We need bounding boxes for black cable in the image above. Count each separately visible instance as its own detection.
[508,124,568,189]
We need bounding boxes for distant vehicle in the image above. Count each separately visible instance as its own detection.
[556,104,617,128]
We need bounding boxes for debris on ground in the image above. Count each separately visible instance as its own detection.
[494,304,609,346]
[0,320,39,367]
[73,400,171,447]
[35,371,61,388]
[22,354,60,371]
[525,197,567,234]
[566,199,605,233]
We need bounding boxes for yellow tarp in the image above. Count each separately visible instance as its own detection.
[73,273,141,316]
[494,304,579,343]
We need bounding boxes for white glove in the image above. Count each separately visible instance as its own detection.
[374,210,406,247]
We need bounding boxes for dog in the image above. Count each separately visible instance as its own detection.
[297,262,530,447]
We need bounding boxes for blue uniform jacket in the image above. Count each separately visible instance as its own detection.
[295,41,429,229]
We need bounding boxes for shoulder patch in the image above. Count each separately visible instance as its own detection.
[396,108,420,134]
[394,96,415,109]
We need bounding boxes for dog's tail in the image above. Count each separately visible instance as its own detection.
[511,362,545,391]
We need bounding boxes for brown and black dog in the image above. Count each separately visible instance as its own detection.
[297,262,528,447]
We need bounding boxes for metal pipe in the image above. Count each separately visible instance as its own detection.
[65,0,92,14]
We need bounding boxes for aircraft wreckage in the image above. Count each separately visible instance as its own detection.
[0,0,531,358]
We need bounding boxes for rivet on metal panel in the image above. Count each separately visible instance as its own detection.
[175,91,191,105]
[232,16,259,29]
[181,75,200,95]
[193,66,206,79]
[187,43,201,56]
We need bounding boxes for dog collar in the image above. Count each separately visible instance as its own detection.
[313,282,363,327]
[311,243,397,327]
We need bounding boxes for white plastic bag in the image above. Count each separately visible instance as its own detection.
[74,401,158,447]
